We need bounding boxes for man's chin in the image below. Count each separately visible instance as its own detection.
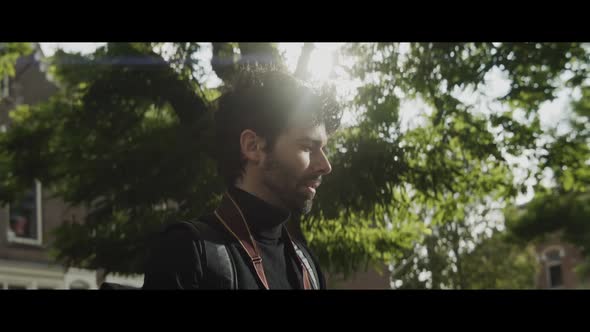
[293,198,313,215]
[279,188,315,215]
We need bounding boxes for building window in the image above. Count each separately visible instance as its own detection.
[549,265,564,287]
[544,248,564,288]
[7,180,43,246]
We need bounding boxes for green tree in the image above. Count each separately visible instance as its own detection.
[0,43,32,78]
[0,42,587,284]
[505,69,590,282]
[317,42,586,283]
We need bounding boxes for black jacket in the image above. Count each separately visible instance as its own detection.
[142,187,326,290]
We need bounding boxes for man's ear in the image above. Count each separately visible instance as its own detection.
[240,129,264,164]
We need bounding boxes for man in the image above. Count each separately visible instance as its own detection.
[142,67,341,289]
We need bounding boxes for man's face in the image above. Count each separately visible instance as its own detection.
[259,123,332,214]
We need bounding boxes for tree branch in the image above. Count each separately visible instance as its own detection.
[295,43,315,80]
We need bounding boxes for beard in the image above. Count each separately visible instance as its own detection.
[261,153,320,215]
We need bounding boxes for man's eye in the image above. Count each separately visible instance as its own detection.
[301,146,312,152]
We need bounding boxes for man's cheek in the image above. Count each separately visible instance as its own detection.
[292,152,311,172]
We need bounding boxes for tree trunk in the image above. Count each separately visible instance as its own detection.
[294,43,315,80]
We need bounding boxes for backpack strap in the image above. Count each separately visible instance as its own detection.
[291,241,320,290]
[214,194,271,289]
[214,192,317,290]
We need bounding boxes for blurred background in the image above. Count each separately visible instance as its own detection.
[0,42,588,289]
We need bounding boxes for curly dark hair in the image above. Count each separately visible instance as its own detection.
[214,65,342,187]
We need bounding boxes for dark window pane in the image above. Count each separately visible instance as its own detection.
[9,183,38,240]
[549,265,563,288]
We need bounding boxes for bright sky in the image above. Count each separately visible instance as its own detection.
[39,42,577,205]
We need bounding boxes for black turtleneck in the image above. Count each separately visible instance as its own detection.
[227,186,299,290]
[227,186,288,244]
[143,186,325,290]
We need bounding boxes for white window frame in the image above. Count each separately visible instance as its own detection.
[7,180,43,246]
